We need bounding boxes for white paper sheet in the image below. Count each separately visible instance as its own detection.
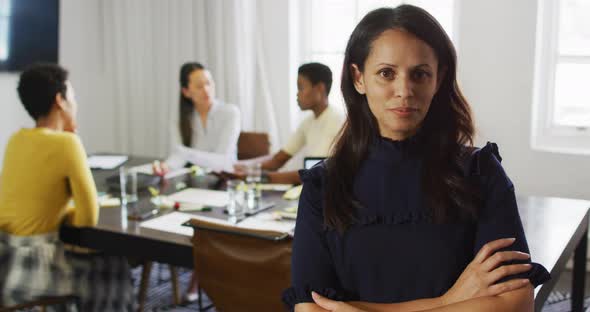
[139,211,295,237]
[257,184,293,192]
[87,155,128,169]
[129,163,190,179]
[139,212,201,236]
[238,213,296,233]
[167,188,229,207]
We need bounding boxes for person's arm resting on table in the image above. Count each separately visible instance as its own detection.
[64,135,99,227]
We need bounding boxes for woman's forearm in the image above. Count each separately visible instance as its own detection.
[348,297,443,312]
[295,303,330,312]
[349,286,532,312]
[420,286,533,312]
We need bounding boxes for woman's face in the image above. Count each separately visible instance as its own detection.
[59,81,78,132]
[182,69,215,109]
[352,28,444,141]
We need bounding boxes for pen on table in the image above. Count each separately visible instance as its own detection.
[173,202,212,212]
[128,208,159,221]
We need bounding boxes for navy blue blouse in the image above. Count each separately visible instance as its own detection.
[283,136,550,308]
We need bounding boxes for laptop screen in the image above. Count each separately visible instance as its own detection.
[303,157,325,170]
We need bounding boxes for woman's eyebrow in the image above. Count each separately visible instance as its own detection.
[413,63,433,69]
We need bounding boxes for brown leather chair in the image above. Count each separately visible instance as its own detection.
[189,218,292,312]
[237,132,271,160]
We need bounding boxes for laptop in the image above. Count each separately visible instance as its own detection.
[303,157,325,170]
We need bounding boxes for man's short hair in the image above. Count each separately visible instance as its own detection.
[17,63,68,120]
[298,62,333,96]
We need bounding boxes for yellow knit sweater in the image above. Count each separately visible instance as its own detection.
[0,128,98,235]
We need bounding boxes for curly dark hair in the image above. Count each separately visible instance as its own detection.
[17,63,68,120]
[298,62,333,96]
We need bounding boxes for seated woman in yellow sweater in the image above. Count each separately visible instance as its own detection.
[0,63,133,311]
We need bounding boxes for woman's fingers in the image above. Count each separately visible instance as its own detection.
[481,250,531,272]
[311,292,364,312]
[312,292,339,311]
[474,238,516,264]
[486,278,530,296]
[486,263,532,284]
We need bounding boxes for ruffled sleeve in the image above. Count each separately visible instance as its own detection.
[282,163,346,310]
[469,142,551,287]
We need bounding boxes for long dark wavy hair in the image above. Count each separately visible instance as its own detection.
[179,62,205,147]
[325,5,478,233]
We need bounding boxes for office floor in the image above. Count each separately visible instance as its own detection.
[135,262,590,312]
[542,264,590,312]
[554,268,590,297]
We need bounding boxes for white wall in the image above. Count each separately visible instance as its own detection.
[0,0,115,167]
[59,0,116,154]
[2,0,589,198]
[0,74,31,167]
[457,0,590,200]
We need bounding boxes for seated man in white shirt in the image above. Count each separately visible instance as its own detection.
[235,62,344,184]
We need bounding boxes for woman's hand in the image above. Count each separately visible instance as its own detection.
[441,238,532,305]
[312,292,366,312]
[233,163,247,175]
[152,160,169,177]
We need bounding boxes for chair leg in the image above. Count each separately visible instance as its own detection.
[138,261,153,312]
[169,265,180,305]
[198,286,203,311]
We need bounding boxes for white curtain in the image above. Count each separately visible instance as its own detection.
[100,0,282,158]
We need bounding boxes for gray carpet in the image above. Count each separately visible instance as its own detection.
[131,263,215,311]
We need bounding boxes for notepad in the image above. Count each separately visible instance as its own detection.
[167,188,229,208]
[87,155,128,169]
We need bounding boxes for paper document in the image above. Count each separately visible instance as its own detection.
[130,163,191,179]
[140,211,296,237]
[258,184,293,192]
[140,212,202,236]
[87,155,128,169]
[168,188,229,207]
[239,213,296,233]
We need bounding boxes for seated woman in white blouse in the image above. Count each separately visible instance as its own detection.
[164,62,241,172]
[159,62,241,302]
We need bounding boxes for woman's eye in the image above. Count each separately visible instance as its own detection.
[413,70,431,81]
[379,69,394,79]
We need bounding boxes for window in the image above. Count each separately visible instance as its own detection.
[300,0,457,112]
[0,0,10,61]
[532,0,590,154]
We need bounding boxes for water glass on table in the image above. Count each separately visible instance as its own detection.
[119,166,138,205]
[245,163,262,211]
[227,179,246,223]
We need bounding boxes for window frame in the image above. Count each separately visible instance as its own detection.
[531,0,590,155]
[0,0,11,61]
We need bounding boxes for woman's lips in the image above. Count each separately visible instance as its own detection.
[388,107,418,117]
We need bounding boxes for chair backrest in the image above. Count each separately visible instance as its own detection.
[237,132,271,160]
[190,219,292,312]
